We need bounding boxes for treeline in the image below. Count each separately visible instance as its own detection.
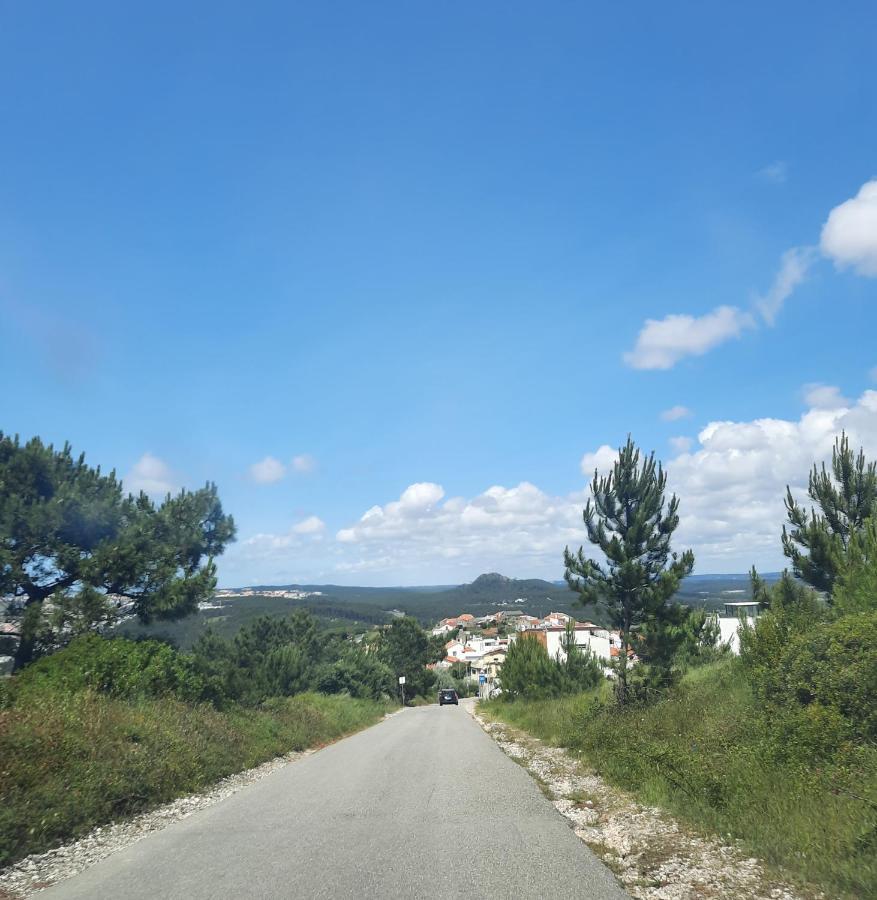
[3,610,438,710]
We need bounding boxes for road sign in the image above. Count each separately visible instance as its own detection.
[398,676,406,685]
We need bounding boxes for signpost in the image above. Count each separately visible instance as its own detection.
[398,675,406,706]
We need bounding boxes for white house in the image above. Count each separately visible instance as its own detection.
[714,601,761,654]
[519,625,612,666]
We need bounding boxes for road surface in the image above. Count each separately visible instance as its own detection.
[44,702,628,899]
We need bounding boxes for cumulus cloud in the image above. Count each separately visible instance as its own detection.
[292,454,316,474]
[249,456,286,484]
[666,389,877,569]
[124,453,178,498]
[802,383,851,410]
[332,480,587,580]
[821,179,877,276]
[624,306,754,370]
[661,405,692,422]
[293,515,326,535]
[756,246,818,325]
[580,445,618,477]
[757,161,788,184]
[223,388,877,583]
[626,180,877,371]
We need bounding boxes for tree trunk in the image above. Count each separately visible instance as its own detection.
[12,631,36,672]
[615,630,629,704]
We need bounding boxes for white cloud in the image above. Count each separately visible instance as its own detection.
[821,179,877,276]
[626,180,877,372]
[580,445,618,477]
[293,515,326,535]
[249,456,286,484]
[222,389,877,584]
[665,390,877,569]
[623,306,754,370]
[124,453,178,498]
[757,161,788,184]
[802,383,850,410]
[292,454,316,474]
[661,405,692,422]
[332,479,587,580]
[756,246,817,325]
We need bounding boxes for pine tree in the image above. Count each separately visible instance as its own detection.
[0,433,236,670]
[564,436,694,704]
[782,433,877,594]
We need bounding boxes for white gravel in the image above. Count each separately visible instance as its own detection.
[468,704,823,900]
[0,749,311,898]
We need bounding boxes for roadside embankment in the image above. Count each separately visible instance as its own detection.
[478,659,876,899]
[0,686,391,872]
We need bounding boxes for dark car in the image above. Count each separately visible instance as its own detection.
[438,688,459,706]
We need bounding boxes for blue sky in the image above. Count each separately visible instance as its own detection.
[2,2,876,586]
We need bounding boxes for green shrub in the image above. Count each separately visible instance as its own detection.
[0,687,389,866]
[765,611,877,746]
[500,636,565,699]
[7,635,208,704]
[482,659,877,899]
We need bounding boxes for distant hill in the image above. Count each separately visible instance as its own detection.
[121,570,781,650]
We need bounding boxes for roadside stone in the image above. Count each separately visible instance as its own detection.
[0,749,311,898]
[468,704,821,900]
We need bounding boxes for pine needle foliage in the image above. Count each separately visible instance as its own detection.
[0,433,236,670]
[564,436,694,703]
[782,432,877,594]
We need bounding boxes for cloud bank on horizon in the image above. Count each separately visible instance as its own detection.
[221,383,877,586]
[624,179,877,370]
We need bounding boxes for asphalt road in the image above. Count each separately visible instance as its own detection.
[44,702,629,900]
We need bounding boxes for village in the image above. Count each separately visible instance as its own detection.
[428,600,761,697]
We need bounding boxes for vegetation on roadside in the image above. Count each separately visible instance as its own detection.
[500,622,603,699]
[484,433,877,899]
[481,658,876,898]
[0,626,395,867]
[0,433,236,671]
[564,436,697,702]
[0,684,389,867]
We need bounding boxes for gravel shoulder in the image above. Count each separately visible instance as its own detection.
[0,745,316,899]
[468,702,823,900]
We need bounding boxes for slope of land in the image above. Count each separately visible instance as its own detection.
[480,659,874,899]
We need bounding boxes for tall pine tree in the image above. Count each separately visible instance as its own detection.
[564,437,694,703]
[782,433,877,595]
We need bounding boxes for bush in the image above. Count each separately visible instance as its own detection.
[5,635,208,705]
[500,633,602,700]
[764,611,877,745]
[0,686,390,866]
[500,636,565,699]
[482,659,877,898]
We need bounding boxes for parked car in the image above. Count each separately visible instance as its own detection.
[438,688,459,706]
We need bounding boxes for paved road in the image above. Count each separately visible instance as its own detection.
[44,703,628,899]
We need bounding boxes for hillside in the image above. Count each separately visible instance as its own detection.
[119,571,778,649]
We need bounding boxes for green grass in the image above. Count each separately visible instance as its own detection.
[0,689,390,867]
[481,659,877,899]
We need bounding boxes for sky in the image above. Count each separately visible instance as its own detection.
[1,2,876,586]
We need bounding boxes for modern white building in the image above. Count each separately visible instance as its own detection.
[714,601,761,654]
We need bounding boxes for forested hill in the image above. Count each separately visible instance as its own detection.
[118,571,777,649]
